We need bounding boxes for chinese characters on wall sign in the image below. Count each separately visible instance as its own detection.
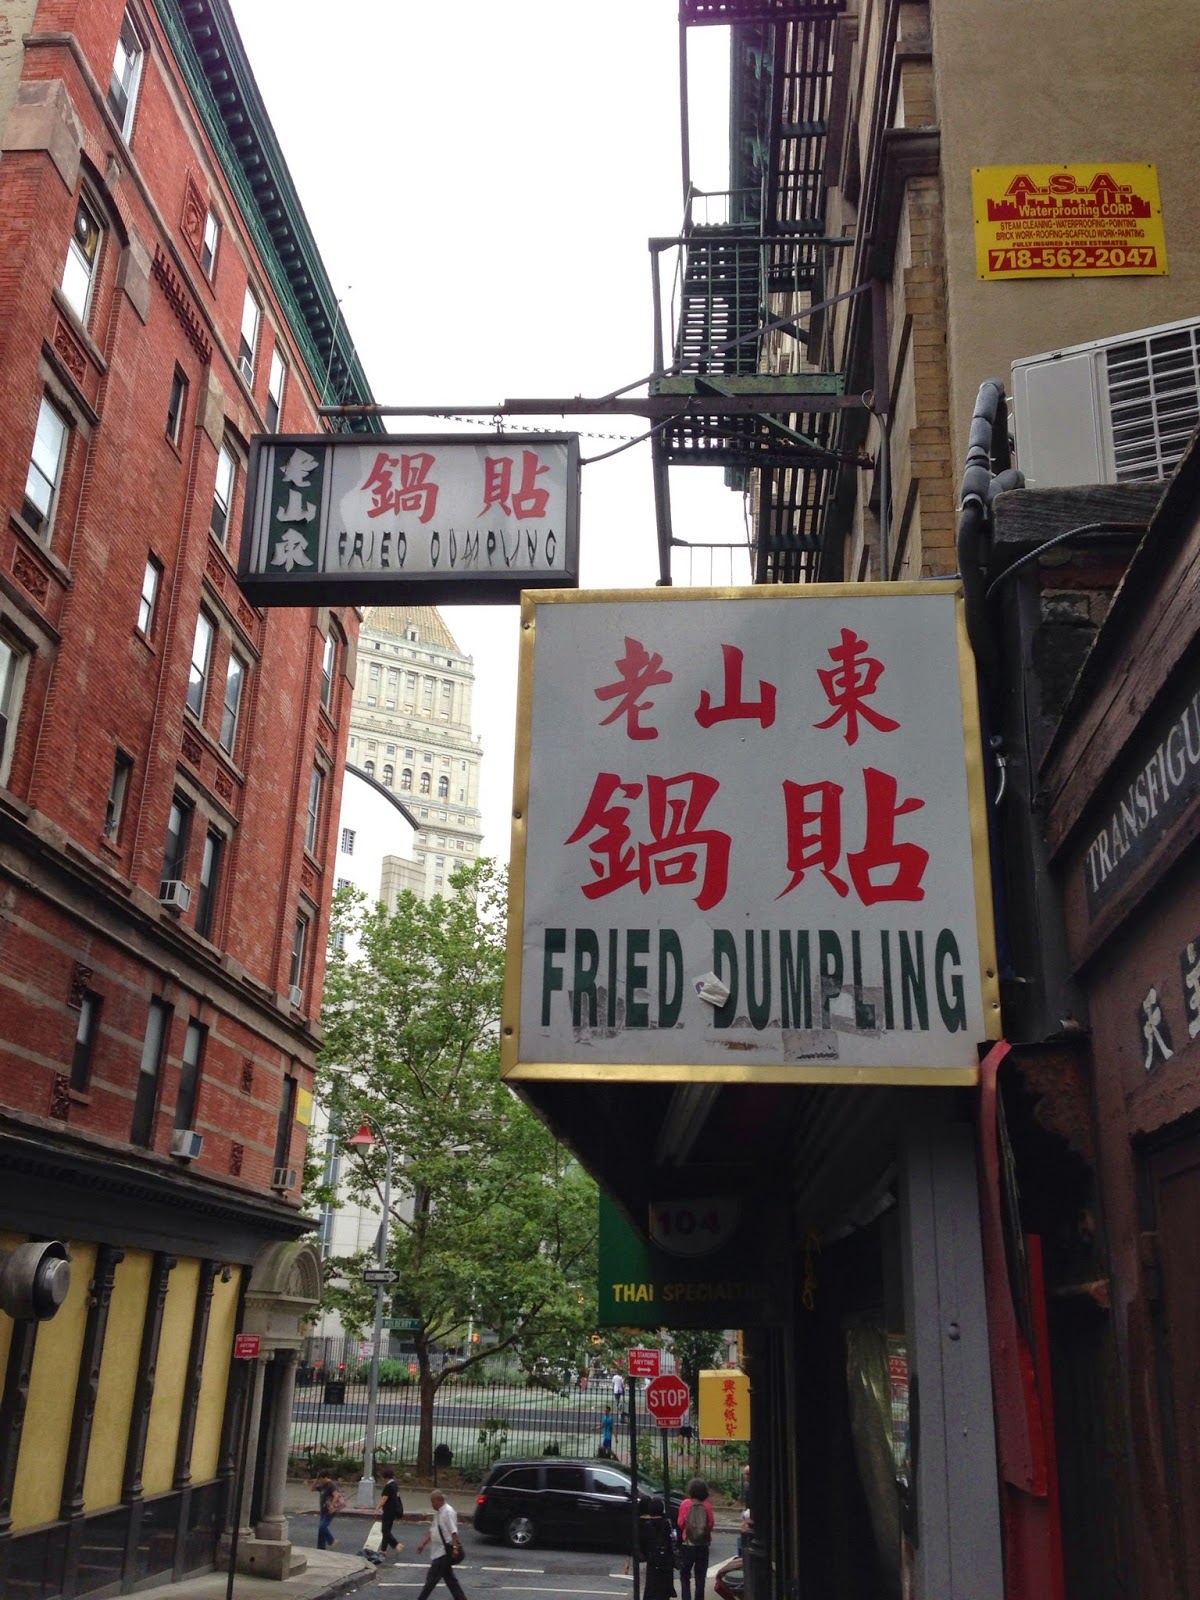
[506,587,998,1084]
[238,434,580,606]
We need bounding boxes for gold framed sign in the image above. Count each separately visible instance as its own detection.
[973,163,1167,280]
[503,585,999,1085]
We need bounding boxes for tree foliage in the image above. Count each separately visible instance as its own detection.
[317,861,597,1473]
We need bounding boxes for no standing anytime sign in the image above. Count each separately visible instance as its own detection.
[502,585,998,1085]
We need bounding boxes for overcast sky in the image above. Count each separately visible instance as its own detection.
[229,0,745,859]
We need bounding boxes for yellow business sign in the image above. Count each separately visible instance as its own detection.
[698,1369,750,1442]
[973,163,1167,280]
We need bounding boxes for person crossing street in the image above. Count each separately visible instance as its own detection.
[415,1490,469,1600]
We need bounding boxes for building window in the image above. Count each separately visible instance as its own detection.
[336,876,351,890]
[238,286,260,384]
[69,990,101,1092]
[341,827,355,855]
[61,197,102,323]
[423,751,433,765]
[437,774,449,798]
[201,208,220,278]
[23,395,69,536]
[194,828,223,938]
[266,347,286,430]
[289,914,308,993]
[165,366,188,446]
[383,763,394,787]
[130,998,170,1146]
[175,1019,205,1130]
[107,11,144,140]
[104,750,133,842]
[211,443,235,543]
[420,771,431,795]
[421,677,434,712]
[320,632,336,709]
[0,634,28,786]
[274,1073,297,1173]
[138,555,162,636]
[386,744,395,757]
[160,795,192,897]
[305,766,323,854]
[186,611,214,716]
[220,650,245,753]
[405,748,414,760]
[458,787,465,802]
[363,758,375,777]
[400,767,412,791]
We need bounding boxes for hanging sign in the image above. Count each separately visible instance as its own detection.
[698,1370,750,1442]
[239,433,580,605]
[973,163,1167,279]
[504,584,997,1085]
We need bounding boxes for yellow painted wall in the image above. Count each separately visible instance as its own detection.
[11,1241,97,1530]
[82,1249,153,1512]
[141,1258,199,1496]
[191,1267,240,1482]
[0,1230,26,1377]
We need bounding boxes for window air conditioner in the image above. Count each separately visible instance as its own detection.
[159,879,192,912]
[272,1166,298,1191]
[1011,315,1200,489]
[170,1128,203,1160]
[288,984,304,1008]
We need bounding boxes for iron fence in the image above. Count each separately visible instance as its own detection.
[291,1338,748,1492]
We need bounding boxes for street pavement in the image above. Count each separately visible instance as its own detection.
[286,1505,737,1599]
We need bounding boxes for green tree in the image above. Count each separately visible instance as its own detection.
[668,1329,727,1411]
[317,861,598,1475]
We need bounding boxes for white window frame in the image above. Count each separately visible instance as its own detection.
[211,443,235,543]
[23,395,69,538]
[320,632,336,709]
[138,555,162,636]
[104,749,133,841]
[340,827,355,855]
[0,633,29,787]
[165,365,188,446]
[107,11,145,142]
[266,347,286,430]
[220,649,245,753]
[305,765,323,854]
[200,208,220,279]
[61,197,102,324]
[239,287,260,385]
[187,611,214,716]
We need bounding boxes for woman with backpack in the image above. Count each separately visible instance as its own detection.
[676,1477,714,1600]
[638,1495,677,1600]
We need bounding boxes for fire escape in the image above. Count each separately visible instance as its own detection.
[652,0,881,584]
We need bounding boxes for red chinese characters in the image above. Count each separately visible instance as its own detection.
[594,637,673,741]
[480,450,550,520]
[565,772,730,912]
[814,628,900,744]
[695,644,777,729]
[779,769,928,904]
[361,450,440,523]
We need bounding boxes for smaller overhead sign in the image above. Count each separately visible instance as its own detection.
[698,1370,750,1442]
[646,1375,690,1427]
[239,433,580,606]
[628,1347,661,1379]
[973,163,1167,280]
[362,1267,398,1286]
[232,1333,261,1360]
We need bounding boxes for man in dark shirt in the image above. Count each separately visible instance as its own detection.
[376,1471,405,1560]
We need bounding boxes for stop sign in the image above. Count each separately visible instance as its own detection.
[645,1374,689,1424]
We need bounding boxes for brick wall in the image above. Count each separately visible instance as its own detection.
[0,0,358,1202]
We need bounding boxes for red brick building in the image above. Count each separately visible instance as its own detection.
[0,0,375,1591]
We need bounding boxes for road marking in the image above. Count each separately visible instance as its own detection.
[495,1587,628,1596]
[480,1565,546,1573]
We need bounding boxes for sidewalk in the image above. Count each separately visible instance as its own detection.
[123,1548,375,1600]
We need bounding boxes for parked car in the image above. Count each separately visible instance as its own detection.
[712,1554,745,1599]
[474,1458,684,1550]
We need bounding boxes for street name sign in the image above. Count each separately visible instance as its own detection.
[239,433,580,606]
[505,585,998,1085]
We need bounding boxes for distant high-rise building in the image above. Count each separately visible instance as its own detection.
[347,606,484,894]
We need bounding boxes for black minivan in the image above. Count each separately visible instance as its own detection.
[474,1458,682,1550]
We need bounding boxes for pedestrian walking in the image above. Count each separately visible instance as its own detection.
[376,1470,405,1559]
[599,1405,615,1457]
[676,1477,714,1600]
[638,1496,678,1600]
[415,1490,469,1600]
[310,1470,344,1550]
[612,1370,626,1406]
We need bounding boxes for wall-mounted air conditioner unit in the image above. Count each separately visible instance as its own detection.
[288,984,304,1009]
[171,1128,203,1160]
[1011,316,1200,490]
[272,1166,298,1191]
[159,879,192,912]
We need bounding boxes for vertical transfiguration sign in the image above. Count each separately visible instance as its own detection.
[503,585,998,1085]
[238,433,580,606]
